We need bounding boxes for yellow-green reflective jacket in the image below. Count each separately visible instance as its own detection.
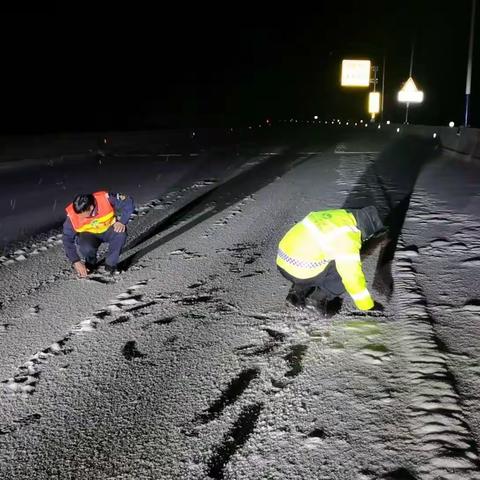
[276,209,374,310]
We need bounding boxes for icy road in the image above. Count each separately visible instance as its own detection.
[1,127,480,480]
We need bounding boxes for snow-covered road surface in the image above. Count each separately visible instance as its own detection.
[1,127,480,479]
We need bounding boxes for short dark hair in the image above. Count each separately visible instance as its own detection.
[73,194,95,214]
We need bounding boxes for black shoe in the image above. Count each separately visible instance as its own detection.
[85,262,97,273]
[286,291,306,309]
[305,296,342,318]
[304,296,327,315]
[104,264,119,276]
[325,297,343,317]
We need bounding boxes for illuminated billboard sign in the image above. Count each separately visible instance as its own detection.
[341,60,371,87]
[368,92,380,114]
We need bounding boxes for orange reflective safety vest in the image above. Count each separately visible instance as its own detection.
[65,191,116,234]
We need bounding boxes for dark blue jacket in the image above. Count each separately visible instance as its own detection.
[62,192,135,263]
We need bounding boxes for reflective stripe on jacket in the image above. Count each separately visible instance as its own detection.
[65,191,116,234]
[276,209,374,310]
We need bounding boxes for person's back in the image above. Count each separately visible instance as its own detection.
[277,209,360,279]
[277,206,385,313]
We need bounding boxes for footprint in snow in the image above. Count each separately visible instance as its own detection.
[28,305,40,315]
[122,341,146,361]
[461,256,480,267]
[462,299,480,312]
[429,239,451,248]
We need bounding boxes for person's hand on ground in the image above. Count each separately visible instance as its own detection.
[347,301,385,316]
[73,261,89,278]
[113,222,126,233]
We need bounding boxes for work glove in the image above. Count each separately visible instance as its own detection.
[371,301,384,312]
[348,301,385,317]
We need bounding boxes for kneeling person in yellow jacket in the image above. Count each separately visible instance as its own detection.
[276,206,385,316]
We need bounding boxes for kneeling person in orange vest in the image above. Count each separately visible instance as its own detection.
[276,206,386,316]
[62,191,135,278]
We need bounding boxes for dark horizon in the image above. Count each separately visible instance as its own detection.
[0,2,478,134]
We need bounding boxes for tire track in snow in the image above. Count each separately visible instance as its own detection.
[2,280,149,396]
[185,368,260,433]
[119,151,311,271]
[392,240,480,479]
[0,413,42,436]
[207,403,264,480]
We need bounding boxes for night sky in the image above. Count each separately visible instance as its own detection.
[1,2,478,133]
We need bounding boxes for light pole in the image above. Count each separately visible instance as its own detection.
[370,65,379,122]
[404,41,415,124]
[464,0,476,127]
[381,54,386,123]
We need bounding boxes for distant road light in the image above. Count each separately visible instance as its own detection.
[386,120,391,125]
[449,121,455,127]
[354,123,358,126]
[378,125,381,129]
[314,115,318,120]
[433,133,437,138]
[346,122,349,125]
[396,127,400,133]
[360,120,363,123]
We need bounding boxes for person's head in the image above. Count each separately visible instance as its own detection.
[73,194,95,218]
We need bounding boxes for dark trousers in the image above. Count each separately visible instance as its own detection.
[78,228,127,268]
[278,262,346,302]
